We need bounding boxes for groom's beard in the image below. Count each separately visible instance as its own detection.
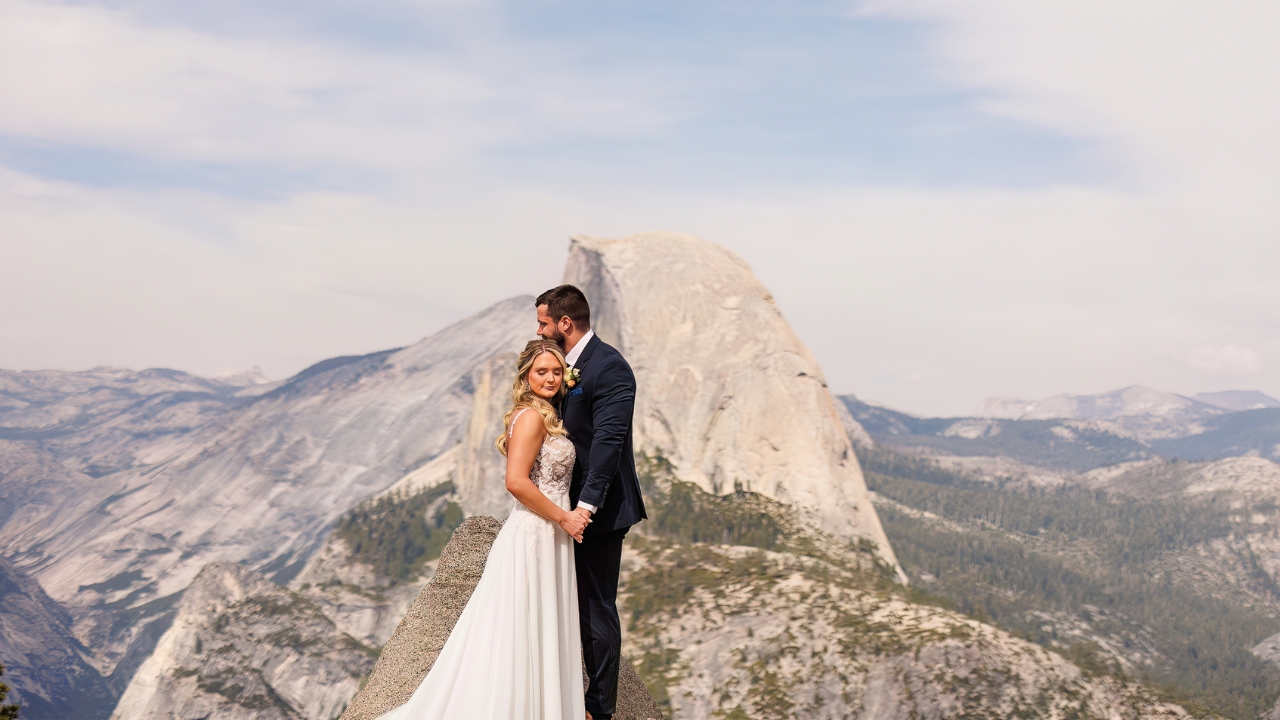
[547,327,567,352]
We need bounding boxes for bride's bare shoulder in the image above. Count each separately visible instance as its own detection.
[510,406,547,440]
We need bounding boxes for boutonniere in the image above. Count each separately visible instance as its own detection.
[565,366,581,389]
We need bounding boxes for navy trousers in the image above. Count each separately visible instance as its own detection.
[576,527,628,718]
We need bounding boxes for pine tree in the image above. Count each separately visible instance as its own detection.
[0,661,20,719]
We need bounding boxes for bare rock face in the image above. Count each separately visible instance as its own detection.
[452,351,522,519]
[110,561,376,720]
[563,232,897,570]
[288,534,434,649]
[341,517,663,720]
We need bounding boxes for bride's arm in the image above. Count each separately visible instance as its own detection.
[505,410,589,542]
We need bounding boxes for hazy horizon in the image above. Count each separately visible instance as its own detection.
[8,283,1275,420]
[3,1,1278,416]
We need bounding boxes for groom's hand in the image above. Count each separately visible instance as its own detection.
[571,507,592,543]
[560,510,590,542]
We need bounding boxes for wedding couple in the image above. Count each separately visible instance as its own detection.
[376,285,647,720]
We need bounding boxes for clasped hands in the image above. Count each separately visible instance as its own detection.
[558,507,592,542]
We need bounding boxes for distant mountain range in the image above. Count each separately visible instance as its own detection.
[844,386,1280,473]
[979,386,1280,420]
[975,385,1280,441]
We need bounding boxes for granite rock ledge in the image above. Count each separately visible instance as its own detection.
[340,517,663,720]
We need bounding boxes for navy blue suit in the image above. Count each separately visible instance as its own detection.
[561,334,646,718]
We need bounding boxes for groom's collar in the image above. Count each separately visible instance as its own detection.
[564,329,595,367]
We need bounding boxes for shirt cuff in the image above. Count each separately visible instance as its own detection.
[576,501,598,514]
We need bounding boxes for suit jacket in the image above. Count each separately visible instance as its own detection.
[561,334,647,536]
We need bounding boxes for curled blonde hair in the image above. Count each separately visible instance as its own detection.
[495,339,568,456]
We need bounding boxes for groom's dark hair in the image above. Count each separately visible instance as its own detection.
[536,285,591,329]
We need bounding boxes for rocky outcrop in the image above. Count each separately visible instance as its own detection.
[110,561,376,720]
[563,233,897,571]
[1084,455,1280,500]
[623,534,1189,720]
[341,517,662,720]
[288,535,433,649]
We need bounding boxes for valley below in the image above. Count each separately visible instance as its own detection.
[845,392,1280,718]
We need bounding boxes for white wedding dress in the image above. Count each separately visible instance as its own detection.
[375,409,585,720]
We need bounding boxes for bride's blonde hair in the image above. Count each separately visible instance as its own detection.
[495,339,569,456]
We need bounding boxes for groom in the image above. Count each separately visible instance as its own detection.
[536,285,647,720]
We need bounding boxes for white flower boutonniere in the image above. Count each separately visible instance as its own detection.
[565,366,581,389]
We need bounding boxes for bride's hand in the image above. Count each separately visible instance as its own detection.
[559,511,589,542]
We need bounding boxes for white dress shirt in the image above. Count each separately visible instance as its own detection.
[563,329,594,368]
[564,330,597,514]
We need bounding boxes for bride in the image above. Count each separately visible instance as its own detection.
[375,339,591,720]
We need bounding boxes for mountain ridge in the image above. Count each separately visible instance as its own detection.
[976,385,1280,441]
[851,387,1280,470]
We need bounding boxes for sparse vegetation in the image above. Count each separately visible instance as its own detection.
[0,662,20,720]
[333,481,463,585]
[196,668,294,712]
[262,627,313,649]
[637,453,827,559]
[626,455,929,715]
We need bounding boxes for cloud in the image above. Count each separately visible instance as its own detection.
[0,161,580,377]
[1185,344,1261,374]
[0,0,671,175]
[856,0,1280,191]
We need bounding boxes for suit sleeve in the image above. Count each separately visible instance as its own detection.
[579,356,636,510]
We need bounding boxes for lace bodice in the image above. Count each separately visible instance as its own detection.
[508,408,576,508]
[529,435,575,501]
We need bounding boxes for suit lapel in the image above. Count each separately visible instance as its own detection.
[574,334,602,372]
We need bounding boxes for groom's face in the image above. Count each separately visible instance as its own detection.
[536,304,568,350]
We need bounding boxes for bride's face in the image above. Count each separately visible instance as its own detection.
[527,351,564,399]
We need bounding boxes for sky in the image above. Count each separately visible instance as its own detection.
[2,0,1278,416]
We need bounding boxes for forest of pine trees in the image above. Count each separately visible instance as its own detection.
[859,444,1280,718]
